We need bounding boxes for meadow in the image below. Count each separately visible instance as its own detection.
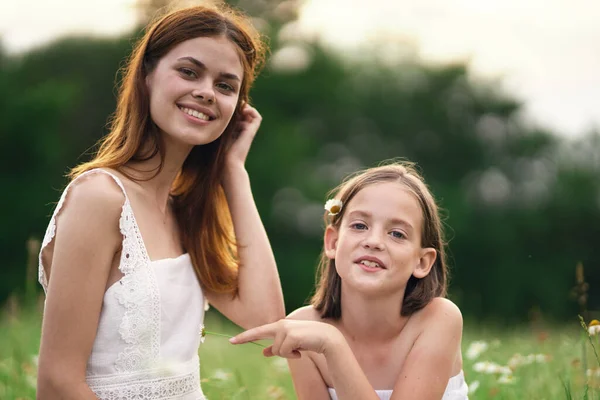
[1,296,598,400]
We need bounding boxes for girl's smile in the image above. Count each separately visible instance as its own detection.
[354,255,387,272]
[326,181,435,295]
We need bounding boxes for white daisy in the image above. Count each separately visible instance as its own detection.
[324,199,343,216]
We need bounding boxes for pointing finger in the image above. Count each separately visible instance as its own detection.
[229,322,279,344]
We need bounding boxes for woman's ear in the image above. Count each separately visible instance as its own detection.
[412,248,437,279]
[324,226,338,260]
[145,71,153,89]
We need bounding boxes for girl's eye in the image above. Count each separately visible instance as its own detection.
[350,223,367,230]
[390,231,405,239]
[179,68,197,78]
[216,82,235,92]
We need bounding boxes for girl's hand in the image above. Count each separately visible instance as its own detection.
[230,319,343,359]
[226,103,262,168]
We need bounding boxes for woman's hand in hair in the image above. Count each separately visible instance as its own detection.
[225,103,262,168]
[230,319,345,359]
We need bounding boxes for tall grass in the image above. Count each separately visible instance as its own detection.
[1,298,599,400]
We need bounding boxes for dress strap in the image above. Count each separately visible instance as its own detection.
[37,168,161,375]
[37,168,149,291]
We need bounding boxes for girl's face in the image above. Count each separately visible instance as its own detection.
[145,36,244,147]
[325,182,436,296]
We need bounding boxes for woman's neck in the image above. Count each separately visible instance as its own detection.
[123,136,193,211]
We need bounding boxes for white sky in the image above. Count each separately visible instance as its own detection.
[1,0,599,138]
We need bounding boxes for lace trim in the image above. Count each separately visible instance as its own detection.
[38,180,74,291]
[101,171,161,372]
[38,169,129,292]
[38,169,161,373]
[88,356,203,400]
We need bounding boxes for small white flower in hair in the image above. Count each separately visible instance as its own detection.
[589,320,600,336]
[324,199,343,216]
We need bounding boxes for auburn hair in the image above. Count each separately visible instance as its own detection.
[311,161,448,317]
[70,4,267,293]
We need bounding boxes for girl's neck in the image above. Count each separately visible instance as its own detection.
[123,135,193,210]
[338,286,409,343]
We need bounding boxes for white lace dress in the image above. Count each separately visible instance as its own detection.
[328,370,469,400]
[38,169,207,399]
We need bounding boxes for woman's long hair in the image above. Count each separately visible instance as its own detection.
[70,4,267,293]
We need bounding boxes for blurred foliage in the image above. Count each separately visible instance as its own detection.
[1,0,599,323]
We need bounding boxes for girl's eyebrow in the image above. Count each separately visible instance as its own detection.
[177,56,241,82]
[348,210,414,231]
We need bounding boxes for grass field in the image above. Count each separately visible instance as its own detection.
[1,297,599,400]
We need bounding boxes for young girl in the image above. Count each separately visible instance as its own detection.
[36,4,284,399]
[232,161,468,399]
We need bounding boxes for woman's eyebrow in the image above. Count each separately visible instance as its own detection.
[177,56,241,81]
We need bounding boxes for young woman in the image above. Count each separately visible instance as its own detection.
[36,4,284,399]
[232,161,468,400]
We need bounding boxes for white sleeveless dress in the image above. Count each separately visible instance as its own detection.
[328,370,469,400]
[38,169,207,399]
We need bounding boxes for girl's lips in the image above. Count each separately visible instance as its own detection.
[354,256,386,269]
[356,262,385,273]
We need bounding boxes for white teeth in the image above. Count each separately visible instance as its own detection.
[180,107,210,121]
[360,260,381,268]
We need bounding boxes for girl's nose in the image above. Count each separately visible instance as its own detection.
[362,230,384,251]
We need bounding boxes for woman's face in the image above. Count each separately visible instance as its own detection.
[145,35,244,147]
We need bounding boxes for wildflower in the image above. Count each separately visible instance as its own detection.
[498,374,515,384]
[508,353,550,369]
[587,368,600,378]
[473,361,511,375]
[26,375,37,389]
[266,385,286,399]
[200,324,206,344]
[468,380,480,395]
[466,341,488,360]
[271,357,289,373]
[324,199,343,216]
[507,353,525,369]
[589,320,600,336]
[212,369,232,381]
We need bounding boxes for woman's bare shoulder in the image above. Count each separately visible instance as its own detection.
[64,172,126,218]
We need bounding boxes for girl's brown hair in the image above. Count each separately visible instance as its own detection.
[70,4,267,293]
[311,161,448,317]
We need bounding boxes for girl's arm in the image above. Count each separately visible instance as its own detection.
[37,174,124,399]
[230,314,380,400]
[390,298,463,400]
[204,104,285,329]
[232,300,463,400]
[287,349,331,399]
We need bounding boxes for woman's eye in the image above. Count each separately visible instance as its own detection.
[390,231,405,239]
[216,82,234,92]
[350,223,367,230]
[179,68,197,78]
